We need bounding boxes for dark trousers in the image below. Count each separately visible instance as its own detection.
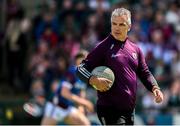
[97,105,134,125]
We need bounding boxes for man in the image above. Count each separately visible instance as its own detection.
[41,52,94,125]
[76,8,164,125]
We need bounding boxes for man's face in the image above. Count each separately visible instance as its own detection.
[111,15,130,40]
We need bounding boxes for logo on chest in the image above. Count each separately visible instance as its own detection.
[111,53,123,58]
[132,52,137,60]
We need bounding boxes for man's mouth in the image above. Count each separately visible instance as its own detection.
[114,32,121,35]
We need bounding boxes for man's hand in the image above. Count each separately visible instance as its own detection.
[89,75,112,92]
[152,86,164,103]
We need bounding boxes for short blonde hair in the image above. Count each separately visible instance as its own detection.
[111,8,131,26]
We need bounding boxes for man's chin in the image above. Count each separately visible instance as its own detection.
[112,34,118,39]
[114,36,121,40]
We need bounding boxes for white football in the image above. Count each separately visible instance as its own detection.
[91,66,115,89]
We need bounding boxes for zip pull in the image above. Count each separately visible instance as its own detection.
[110,44,114,50]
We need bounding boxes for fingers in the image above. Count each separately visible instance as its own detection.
[155,96,163,103]
[154,90,164,103]
[99,80,112,92]
[153,88,159,97]
[155,90,163,98]
[99,87,109,92]
[153,91,158,97]
[93,77,113,92]
[105,79,113,84]
[155,97,162,103]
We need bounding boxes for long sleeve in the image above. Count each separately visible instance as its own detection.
[76,40,109,84]
[137,47,159,92]
[76,63,92,84]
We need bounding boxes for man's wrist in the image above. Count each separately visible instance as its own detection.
[89,75,97,86]
[152,85,160,92]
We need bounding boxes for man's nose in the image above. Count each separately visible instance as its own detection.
[115,27,121,31]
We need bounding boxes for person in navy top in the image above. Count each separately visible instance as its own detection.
[41,51,93,125]
[76,8,164,125]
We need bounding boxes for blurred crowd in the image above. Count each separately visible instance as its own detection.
[0,0,180,124]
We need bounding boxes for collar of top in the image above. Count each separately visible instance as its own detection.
[109,34,127,48]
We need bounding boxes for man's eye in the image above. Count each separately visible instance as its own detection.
[119,23,126,26]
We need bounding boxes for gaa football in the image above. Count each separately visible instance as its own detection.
[91,66,115,89]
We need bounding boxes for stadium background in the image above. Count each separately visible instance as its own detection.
[0,0,179,125]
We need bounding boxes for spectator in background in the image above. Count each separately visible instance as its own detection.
[150,30,164,61]
[92,2,110,40]
[165,1,179,30]
[80,14,99,51]
[35,7,59,41]
[60,14,79,38]
[60,32,80,60]
[167,79,180,108]
[164,79,180,115]
[149,10,173,42]
[40,25,59,48]
[88,0,110,11]
[5,8,29,91]
[6,0,23,23]
[171,53,180,78]
[28,41,54,92]
[74,0,89,30]
[28,42,50,79]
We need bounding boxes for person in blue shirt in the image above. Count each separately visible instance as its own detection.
[41,51,94,125]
